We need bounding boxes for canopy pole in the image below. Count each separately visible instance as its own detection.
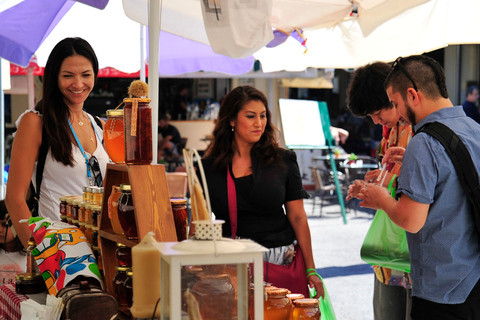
[149,0,161,164]
[0,59,5,199]
[140,24,146,83]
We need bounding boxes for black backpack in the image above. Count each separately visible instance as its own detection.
[416,121,480,242]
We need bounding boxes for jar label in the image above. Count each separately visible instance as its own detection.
[130,98,138,136]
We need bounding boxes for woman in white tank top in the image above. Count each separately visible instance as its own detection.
[5,38,110,247]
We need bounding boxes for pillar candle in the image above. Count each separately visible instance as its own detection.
[130,232,161,318]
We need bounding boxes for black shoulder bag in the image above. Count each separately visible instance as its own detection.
[416,121,480,244]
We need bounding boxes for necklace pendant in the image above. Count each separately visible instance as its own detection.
[78,121,84,126]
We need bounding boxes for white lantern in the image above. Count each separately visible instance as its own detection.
[155,238,268,320]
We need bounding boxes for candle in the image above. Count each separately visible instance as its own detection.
[130,232,161,318]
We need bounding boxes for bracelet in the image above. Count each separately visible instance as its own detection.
[307,272,321,279]
[306,268,316,275]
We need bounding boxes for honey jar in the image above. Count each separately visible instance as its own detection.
[104,109,125,164]
[171,198,188,241]
[117,184,138,240]
[123,98,152,165]
[264,287,291,320]
[291,298,320,320]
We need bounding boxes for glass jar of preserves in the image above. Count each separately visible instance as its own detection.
[71,198,80,227]
[78,221,86,234]
[264,287,291,320]
[171,198,188,241]
[90,187,103,205]
[123,98,152,165]
[291,298,320,320]
[91,226,99,248]
[91,205,101,228]
[78,202,87,223]
[84,204,93,225]
[83,186,91,203]
[108,185,124,235]
[115,243,132,267]
[104,109,125,164]
[84,224,93,245]
[113,266,130,307]
[124,270,133,308]
[59,196,68,217]
[191,273,235,320]
[66,197,74,225]
[117,184,138,240]
[287,293,305,320]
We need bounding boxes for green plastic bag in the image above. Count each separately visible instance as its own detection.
[360,177,411,273]
[309,275,337,320]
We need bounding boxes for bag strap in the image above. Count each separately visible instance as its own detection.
[226,166,237,239]
[93,115,103,129]
[31,128,49,217]
[416,121,480,237]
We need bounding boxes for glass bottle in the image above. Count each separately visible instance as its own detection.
[124,270,133,308]
[108,185,124,235]
[104,109,125,164]
[291,298,320,320]
[117,184,138,240]
[170,198,188,241]
[264,288,291,320]
[59,195,68,217]
[115,243,132,267]
[26,237,40,275]
[123,98,152,165]
[113,266,130,307]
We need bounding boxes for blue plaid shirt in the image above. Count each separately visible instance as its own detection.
[397,106,480,304]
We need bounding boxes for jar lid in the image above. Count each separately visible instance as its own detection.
[170,198,187,205]
[287,293,305,300]
[116,242,127,247]
[85,224,93,229]
[82,186,90,192]
[79,202,88,207]
[293,298,319,307]
[16,273,42,281]
[91,205,102,212]
[120,184,131,191]
[60,215,68,220]
[266,288,289,297]
[78,222,86,226]
[106,109,124,116]
[199,273,230,281]
[72,220,79,224]
[126,270,133,276]
[59,196,69,202]
[91,187,103,194]
[123,97,151,103]
[92,226,99,231]
[116,266,131,272]
[71,199,81,206]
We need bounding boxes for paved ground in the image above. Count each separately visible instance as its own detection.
[304,196,376,320]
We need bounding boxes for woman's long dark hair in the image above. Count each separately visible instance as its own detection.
[204,85,281,169]
[35,37,98,166]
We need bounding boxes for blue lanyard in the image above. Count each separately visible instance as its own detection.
[67,114,102,186]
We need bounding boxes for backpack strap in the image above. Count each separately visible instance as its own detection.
[416,121,480,236]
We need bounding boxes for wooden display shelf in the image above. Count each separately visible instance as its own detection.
[98,163,177,311]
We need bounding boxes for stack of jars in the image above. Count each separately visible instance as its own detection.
[113,243,133,309]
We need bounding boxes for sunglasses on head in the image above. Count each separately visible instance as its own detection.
[390,56,418,92]
[89,155,103,187]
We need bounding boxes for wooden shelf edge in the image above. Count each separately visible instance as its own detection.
[99,230,139,247]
